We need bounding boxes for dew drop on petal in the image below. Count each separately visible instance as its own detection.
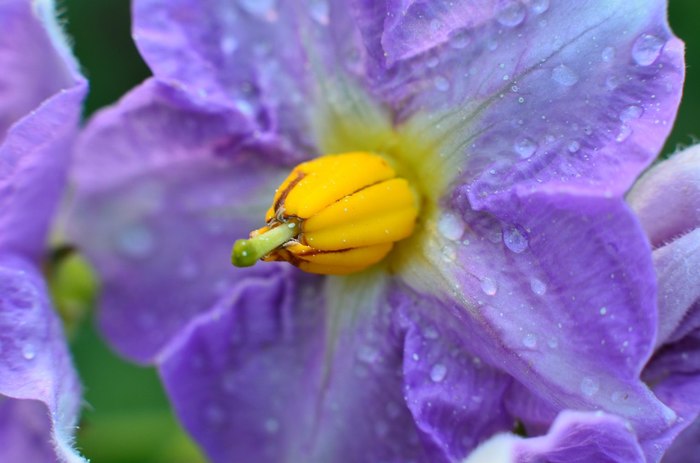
[497,1,526,27]
[529,0,550,15]
[616,125,632,142]
[601,46,615,63]
[434,76,450,91]
[514,137,537,158]
[599,306,607,316]
[480,277,498,296]
[619,105,643,122]
[449,30,471,49]
[117,224,154,258]
[437,213,465,241]
[22,343,36,360]
[239,0,277,19]
[530,277,547,295]
[308,0,329,24]
[632,34,664,66]
[503,225,529,253]
[580,377,600,396]
[567,140,581,153]
[430,363,447,382]
[551,64,578,86]
[356,345,379,364]
[547,338,558,349]
[522,333,537,348]
[264,418,280,434]
[220,36,239,55]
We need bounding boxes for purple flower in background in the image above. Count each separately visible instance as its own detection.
[0,0,87,461]
[70,1,686,462]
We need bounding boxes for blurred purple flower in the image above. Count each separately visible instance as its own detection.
[70,1,686,462]
[0,0,87,461]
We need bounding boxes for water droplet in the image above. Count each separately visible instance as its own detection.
[547,338,558,349]
[616,125,632,142]
[426,56,440,68]
[530,277,547,295]
[22,344,36,360]
[567,140,581,153]
[356,345,379,364]
[423,325,439,340]
[116,224,154,258]
[551,64,578,86]
[309,0,329,24]
[514,137,537,158]
[434,76,450,91]
[518,96,525,104]
[580,377,600,396]
[632,34,663,66]
[480,277,498,296]
[430,363,447,382]
[497,1,526,27]
[522,333,537,348]
[239,0,277,20]
[220,36,238,55]
[264,417,280,434]
[437,213,465,241]
[619,105,643,122]
[611,390,627,403]
[599,306,607,316]
[601,46,615,62]
[449,30,471,49]
[530,0,549,14]
[503,225,529,253]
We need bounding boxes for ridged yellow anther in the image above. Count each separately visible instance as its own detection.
[232,152,419,275]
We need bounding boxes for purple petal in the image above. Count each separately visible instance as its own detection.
[158,270,514,462]
[0,254,84,463]
[651,229,700,347]
[394,285,513,459]
[400,190,673,459]
[0,399,56,463]
[465,410,645,463]
[360,1,683,199]
[158,271,429,462]
[663,416,700,463]
[628,146,700,249]
[132,0,369,159]
[0,1,87,261]
[0,0,80,141]
[70,80,294,363]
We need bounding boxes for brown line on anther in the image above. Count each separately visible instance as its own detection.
[273,171,306,216]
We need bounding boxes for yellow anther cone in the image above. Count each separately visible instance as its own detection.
[233,152,419,275]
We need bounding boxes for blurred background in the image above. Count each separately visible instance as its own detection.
[57,0,700,461]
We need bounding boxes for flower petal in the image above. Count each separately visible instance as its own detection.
[394,283,514,459]
[70,80,293,363]
[132,0,370,159]
[399,190,672,459]
[0,254,85,463]
[650,229,700,347]
[359,0,683,198]
[628,146,700,249]
[464,410,645,463]
[0,0,80,140]
[157,268,513,462]
[0,1,87,261]
[158,270,430,462]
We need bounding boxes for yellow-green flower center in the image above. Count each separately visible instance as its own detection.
[231,152,420,274]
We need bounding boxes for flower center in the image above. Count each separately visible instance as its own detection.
[231,152,420,274]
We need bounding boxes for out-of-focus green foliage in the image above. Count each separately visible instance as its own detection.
[57,0,699,462]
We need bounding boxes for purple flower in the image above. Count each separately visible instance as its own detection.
[0,0,87,461]
[70,1,685,461]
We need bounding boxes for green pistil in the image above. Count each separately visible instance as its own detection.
[231,222,299,267]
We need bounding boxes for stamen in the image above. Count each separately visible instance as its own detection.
[231,221,299,267]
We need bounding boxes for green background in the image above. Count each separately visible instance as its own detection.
[58,1,700,461]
